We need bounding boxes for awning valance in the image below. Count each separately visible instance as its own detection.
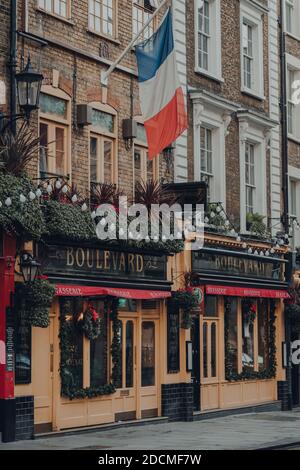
[205,285,290,299]
[55,284,171,300]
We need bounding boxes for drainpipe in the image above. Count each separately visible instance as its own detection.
[9,0,17,135]
[280,0,293,410]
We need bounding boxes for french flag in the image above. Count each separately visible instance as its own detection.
[135,9,187,159]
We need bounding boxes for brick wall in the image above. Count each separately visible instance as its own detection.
[14,1,171,199]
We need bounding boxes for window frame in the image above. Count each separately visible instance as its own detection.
[88,0,118,40]
[194,0,222,81]
[88,102,118,187]
[38,86,71,180]
[286,54,300,143]
[132,1,157,42]
[238,117,268,234]
[200,126,213,202]
[37,0,71,20]
[240,1,264,99]
[133,119,159,197]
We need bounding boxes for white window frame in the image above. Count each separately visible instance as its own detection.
[286,54,300,143]
[288,166,300,248]
[240,1,264,99]
[194,0,222,82]
[132,1,156,42]
[88,0,117,39]
[192,96,229,207]
[38,0,70,19]
[239,120,267,233]
[284,0,300,39]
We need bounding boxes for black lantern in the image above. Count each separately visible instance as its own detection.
[19,252,41,283]
[16,57,43,120]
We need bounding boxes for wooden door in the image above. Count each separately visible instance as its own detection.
[32,316,54,432]
[140,319,159,418]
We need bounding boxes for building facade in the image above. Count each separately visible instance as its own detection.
[186,0,291,413]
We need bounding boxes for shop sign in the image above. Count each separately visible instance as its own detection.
[42,245,167,281]
[192,251,284,281]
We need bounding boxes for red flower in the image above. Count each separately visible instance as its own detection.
[250,304,257,313]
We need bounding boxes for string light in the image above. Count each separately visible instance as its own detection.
[81,203,88,212]
[19,194,26,203]
[5,197,12,207]
[55,179,62,189]
[71,194,78,203]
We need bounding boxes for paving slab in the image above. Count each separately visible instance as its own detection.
[1,410,300,450]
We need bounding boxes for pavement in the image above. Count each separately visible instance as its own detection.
[1,409,300,450]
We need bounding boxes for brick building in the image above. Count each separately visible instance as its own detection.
[0,0,295,443]
[185,0,290,414]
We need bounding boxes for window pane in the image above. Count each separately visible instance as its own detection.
[203,322,208,378]
[290,180,297,216]
[90,300,107,387]
[40,93,67,118]
[55,127,65,175]
[90,137,98,183]
[257,299,269,371]
[115,322,123,388]
[126,321,134,388]
[104,140,113,182]
[91,109,114,132]
[204,296,218,317]
[242,300,255,372]
[225,297,238,375]
[142,321,155,387]
[60,298,84,390]
[211,323,217,377]
[39,123,48,175]
[136,123,147,144]
[14,292,31,385]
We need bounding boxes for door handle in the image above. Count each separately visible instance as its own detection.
[50,354,54,373]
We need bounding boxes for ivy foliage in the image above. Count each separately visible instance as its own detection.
[0,173,45,241]
[16,278,55,328]
[224,298,277,381]
[173,289,200,329]
[44,200,97,242]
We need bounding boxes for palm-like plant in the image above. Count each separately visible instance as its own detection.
[134,179,177,212]
[90,182,123,209]
[0,122,40,175]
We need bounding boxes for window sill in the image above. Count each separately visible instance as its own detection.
[36,8,74,26]
[241,87,265,101]
[288,134,300,145]
[87,29,121,46]
[194,68,224,84]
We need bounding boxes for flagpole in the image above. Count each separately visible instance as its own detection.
[100,0,172,86]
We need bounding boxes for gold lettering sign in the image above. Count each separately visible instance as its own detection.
[63,248,147,275]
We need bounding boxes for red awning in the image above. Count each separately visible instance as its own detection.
[55,284,171,300]
[205,285,290,299]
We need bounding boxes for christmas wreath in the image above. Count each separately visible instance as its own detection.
[242,299,257,324]
[77,303,102,340]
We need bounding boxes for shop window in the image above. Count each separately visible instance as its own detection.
[142,321,155,387]
[14,288,31,385]
[203,321,208,378]
[125,321,134,388]
[118,298,137,312]
[257,299,269,371]
[132,1,156,42]
[115,321,123,389]
[242,299,255,372]
[89,105,116,186]
[90,300,108,387]
[211,323,217,377]
[224,297,238,375]
[39,92,70,178]
[61,298,84,389]
[167,298,180,374]
[88,0,116,38]
[204,295,218,317]
[38,0,70,19]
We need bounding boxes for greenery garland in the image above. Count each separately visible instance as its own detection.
[60,296,121,400]
[173,289,200,329]
[16,278,55,328]
[224,298,277,381]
